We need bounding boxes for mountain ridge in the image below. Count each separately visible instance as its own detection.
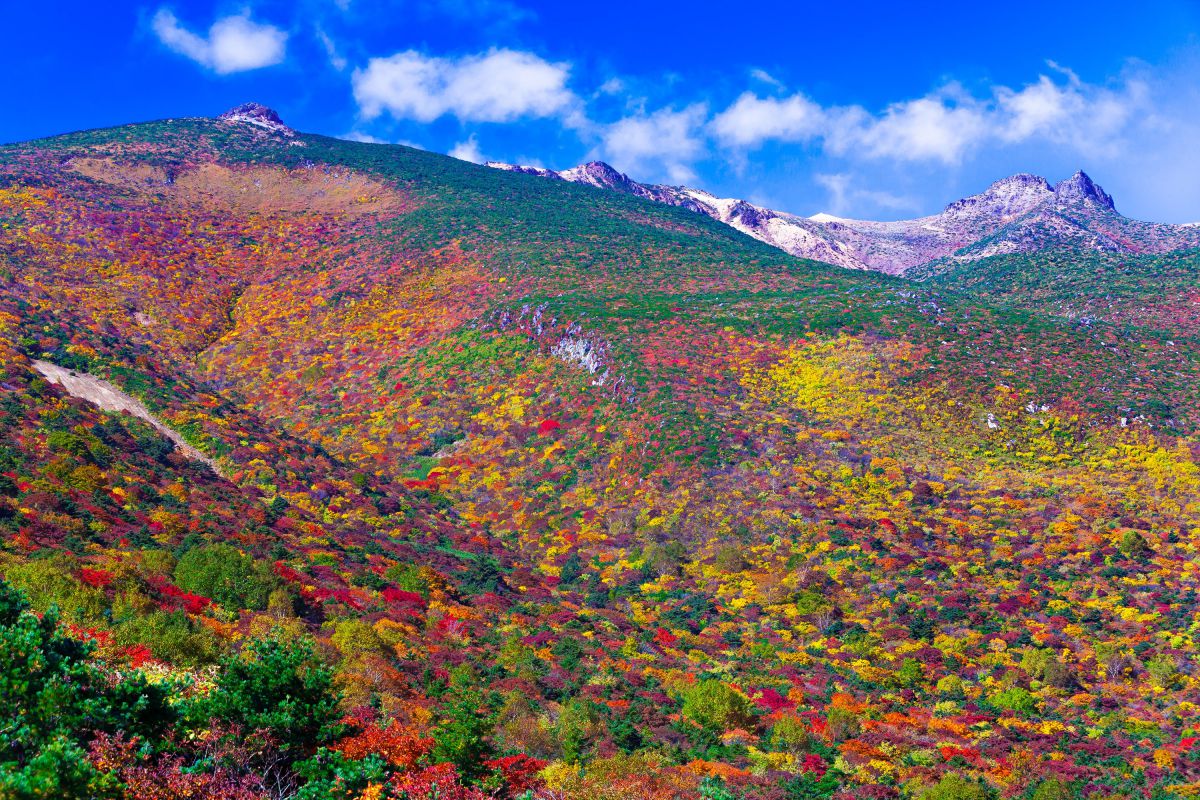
[487,159,1200,275]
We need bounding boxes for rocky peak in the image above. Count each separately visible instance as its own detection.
[1053,171,1115,211]
[559,161,635,191]
[728,200,773,228]
[943,173,1052,218]
[217,103,294,136]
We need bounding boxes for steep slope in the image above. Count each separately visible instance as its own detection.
[489,161,1200,274]
[5,107,1200,798]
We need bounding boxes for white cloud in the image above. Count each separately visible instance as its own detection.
[601,105,707,183]
[352,48,576,123]
[449,135,486,163]
[848,90,989,164]
[712,69,1154,166]
[152,9,287,74]
[815,173,920,217]
[597,77,625,95]
[339,131,387,143]
[316,28,347,71]
[749,68,785,90]
[711,91,826,147]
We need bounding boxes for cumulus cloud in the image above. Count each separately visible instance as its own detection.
[152,9,287,74]
[712,68,1155,165]
[711,91,826,147]
[601,105,707,183]
[449,135,486,163]
[352,49,576,123]
[847,90,989,163]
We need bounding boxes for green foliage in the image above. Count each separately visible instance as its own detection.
[113,607,220,667]
[197,635,343,760]
[1119,530,1153,561]
[2,556,106,626]
[458,555,505,595]
[782,768,842,799]
[1144,654,1182,690]
[713,545,748,574]
[989,686,1037,715]
[771,715,812,752]
[0,736,121,800]
[895,658,924,689]
[699,776,741,800]
[559,550,584,584]
[793,589,831,617]
[1021,648,1075,690]
[330,619,385,662]
[173,543,279,610]
[293,749,389,800]
[1030,778,1075,800]
[383,561,431,598]
[918,773,996,800]
[0,578,172,799]
[431,688,497,780]
[556,698,598,764]
[824,705,860,741]
[680,679,754,732]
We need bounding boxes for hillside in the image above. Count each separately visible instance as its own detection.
[489,160,1200,275]
[5,106,1200,799]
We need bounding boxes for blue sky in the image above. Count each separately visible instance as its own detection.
[5,1,1200,221]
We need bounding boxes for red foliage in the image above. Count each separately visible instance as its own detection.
[78,567,114,589]
[653,626,678,646]
[381,587,426,607]
[751,687,794,712]
[536,418,561,435]
[148,576,211,614]
[484,754,547,797]
[333,723,432,770]
[273,560,305,583]
[88,733,263,800]
[123,644,154,667]
[389,763,488,800]
[800,753,827,776]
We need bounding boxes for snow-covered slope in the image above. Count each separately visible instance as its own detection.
[487,162,1200,275]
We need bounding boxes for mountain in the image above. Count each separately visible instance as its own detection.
[6,105,1200,798]
[488,160,1200,274]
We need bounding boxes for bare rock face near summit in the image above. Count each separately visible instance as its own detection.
[488,161,1200,275]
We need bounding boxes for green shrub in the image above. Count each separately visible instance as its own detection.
[293,750,388,800]
[3,556,106,626]
[680,679,754,731]
[989,686,1037,714]
[113,608,220,667]
[0,578,174,799]
[174,543,278,611]
[918,774,995,800]
[432,688,498,778]
[1030,778,1075,800]
[196,635,342,761]
[383,561,431,598]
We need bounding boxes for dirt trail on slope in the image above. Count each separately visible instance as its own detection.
[33,360,224,477]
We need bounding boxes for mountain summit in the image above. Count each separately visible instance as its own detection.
[489,161,1196,274]
[216,102,294,136]
[1053,170,1116,210]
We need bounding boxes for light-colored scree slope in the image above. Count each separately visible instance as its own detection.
[33,360,223,476]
